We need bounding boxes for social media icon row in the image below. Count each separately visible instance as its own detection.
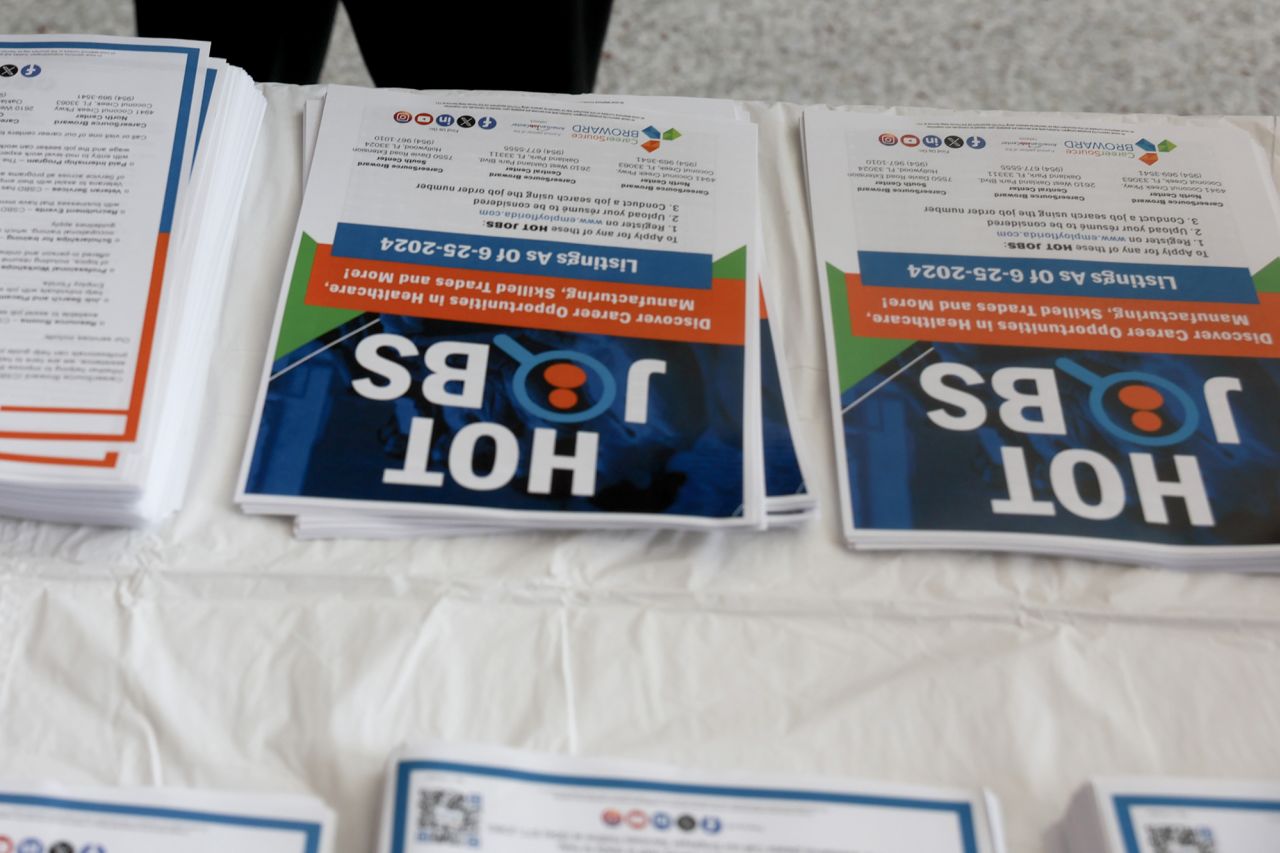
[601,809,721,833]
[0,64,41,78]
[0,837,106,853]
[393,111,496,129]
[879,132,985,149]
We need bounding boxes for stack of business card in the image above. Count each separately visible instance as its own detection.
[0,35,265,526]
[802,106,1280,568]
[1064,776,1280,852]
[377,741,1006,853]
[238,86,813,536]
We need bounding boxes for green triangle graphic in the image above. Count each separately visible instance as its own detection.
[1253,256,1280,294]
[828,263,915,393]
[273,232,363,361]
[712,246,747,279]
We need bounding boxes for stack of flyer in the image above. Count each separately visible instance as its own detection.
[1065,776,1280,852]
[377,741,1006,853]
[0,781,334,852]
[237,86,813,536]
[0,35,265,526]
[803,107,1280,568]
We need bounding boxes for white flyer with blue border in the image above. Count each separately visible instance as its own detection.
[0,783,334,853]
[378,742,1005,852]
[1067,777,1280,853]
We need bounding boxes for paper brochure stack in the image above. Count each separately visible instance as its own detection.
[1064,777,1280,852]
[802,107,1280,568]
[377,741,1007,853]
[0,35,265,526]
[239,86,813,537]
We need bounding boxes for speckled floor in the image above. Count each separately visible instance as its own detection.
[3,0,1276,113]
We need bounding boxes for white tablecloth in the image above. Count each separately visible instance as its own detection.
[1,85,1277,853]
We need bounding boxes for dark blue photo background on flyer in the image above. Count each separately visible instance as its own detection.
[760,319,807,498]
[245,313,746,516]
[842,342,1280,545]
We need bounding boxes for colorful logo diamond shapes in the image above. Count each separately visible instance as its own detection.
[1135,137,1176,165]
[640,125,681,153]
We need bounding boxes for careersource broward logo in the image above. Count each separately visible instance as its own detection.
[570,122,681,153]
[1062,136,1176,165]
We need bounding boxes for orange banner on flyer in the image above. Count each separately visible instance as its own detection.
[306,244,746,345]
[845,273,1280,358]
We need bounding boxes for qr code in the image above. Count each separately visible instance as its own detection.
[416,788,482,846]
[1147,825,1217,853]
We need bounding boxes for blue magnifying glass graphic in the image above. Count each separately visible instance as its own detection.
[1055,356,1199,447]
[493,334,617,424]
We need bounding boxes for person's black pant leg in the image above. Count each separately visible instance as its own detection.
[341,0,614,93]
[135,0,341,84]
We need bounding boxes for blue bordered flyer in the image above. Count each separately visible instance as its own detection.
[0,782,334,853]
[377,742,1006,852]
[0,35,208,464]
[1066,777,1280,853]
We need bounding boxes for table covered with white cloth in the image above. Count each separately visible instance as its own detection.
[1,85,1277,853]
